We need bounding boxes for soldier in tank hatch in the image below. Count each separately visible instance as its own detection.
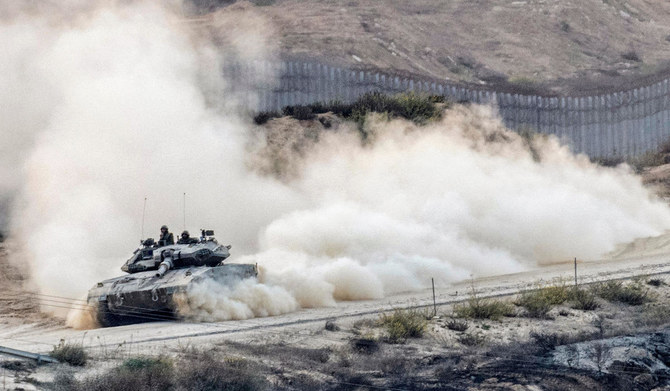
[177,230,195,244]
[159,225,174,246]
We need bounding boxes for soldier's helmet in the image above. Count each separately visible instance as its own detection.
[181,230,190,238]
[161,225,168,231]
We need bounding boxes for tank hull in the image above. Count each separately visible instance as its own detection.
[87,263,257,327]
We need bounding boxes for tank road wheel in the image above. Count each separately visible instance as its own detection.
[95,301,121,327]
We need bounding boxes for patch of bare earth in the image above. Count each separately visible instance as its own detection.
[0,245,59,326]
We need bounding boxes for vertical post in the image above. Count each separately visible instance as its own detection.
[141,197,147,241]
[431,278,437,317]
[574,257,578,286]
[183,192,187,232]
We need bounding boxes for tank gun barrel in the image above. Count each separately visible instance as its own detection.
[155,252,174,278]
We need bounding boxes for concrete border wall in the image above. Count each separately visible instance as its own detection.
[225,60,670,159]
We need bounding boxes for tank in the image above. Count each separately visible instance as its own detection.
[87,230,257,327]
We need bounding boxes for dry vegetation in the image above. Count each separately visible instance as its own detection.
[8,276,659,390]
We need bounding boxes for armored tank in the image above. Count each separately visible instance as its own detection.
[87,230,257,327]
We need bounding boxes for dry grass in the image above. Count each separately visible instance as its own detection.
[570,288,600,311]
[379,308,428,343]
[50,341,88,367]
[454,285,515,321]
[445,318,469,332]
[515,280,573,318]
[255,91,447,131]
[593,280,652,306]
[52,351,269,391]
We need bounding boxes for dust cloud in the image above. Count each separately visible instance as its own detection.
[2,1,670,325]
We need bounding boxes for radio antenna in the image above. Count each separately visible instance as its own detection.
[183,192,186,232]
[141,197,147,241]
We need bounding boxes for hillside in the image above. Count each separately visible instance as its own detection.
[203,0,670,94]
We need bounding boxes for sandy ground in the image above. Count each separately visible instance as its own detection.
[1,252,669,389]
[1,251,668,354]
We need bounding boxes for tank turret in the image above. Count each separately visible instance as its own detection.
[87,230,257,327]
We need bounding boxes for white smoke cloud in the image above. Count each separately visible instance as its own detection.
[3,0,670,325]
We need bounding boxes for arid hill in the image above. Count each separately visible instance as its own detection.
[201,0,670,94]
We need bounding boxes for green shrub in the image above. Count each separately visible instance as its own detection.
[257,92,446,131]
[570,288,600,311]
[349,91,443,126]
[515,281,575,317]
[454,291,515,321]
[50,341,87,366]
[515,292,553,318]
[121,356,172,371]
[379,309,428,343]
[593,280,652,305]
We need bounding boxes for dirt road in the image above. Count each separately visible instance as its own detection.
[1,250,668,357]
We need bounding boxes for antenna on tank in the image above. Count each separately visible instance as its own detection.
[183,192,187,232]
[141,197,147,242]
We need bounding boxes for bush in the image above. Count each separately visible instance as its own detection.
[592,156,625,167]
[282,105,316,121]
[560,21,571,32]
[253,111,280,125]
[516,293,552,318]
[261,92,445,131]
[54,351,269,391]
[458,332,487,347]
[638,304,670,327]
[51,341,87,366]
[349,91,443,127]
[445,318,469,332]
[454,287,514,321]
[350,336,380,354]
[515,281,571,318]
[325,320,340,331]
[529,332,580,352]
[593,280,652,305]
[646,278,665,287]
[379,309,428,343]
[621,50,642,62]
[570,288,600,311]
[121,356,171,371]
[177,354,269,391]
[630,150,665,172]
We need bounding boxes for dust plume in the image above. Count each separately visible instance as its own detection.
[2,0,670,326]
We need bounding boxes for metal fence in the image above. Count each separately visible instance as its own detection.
[225,60,670,159]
